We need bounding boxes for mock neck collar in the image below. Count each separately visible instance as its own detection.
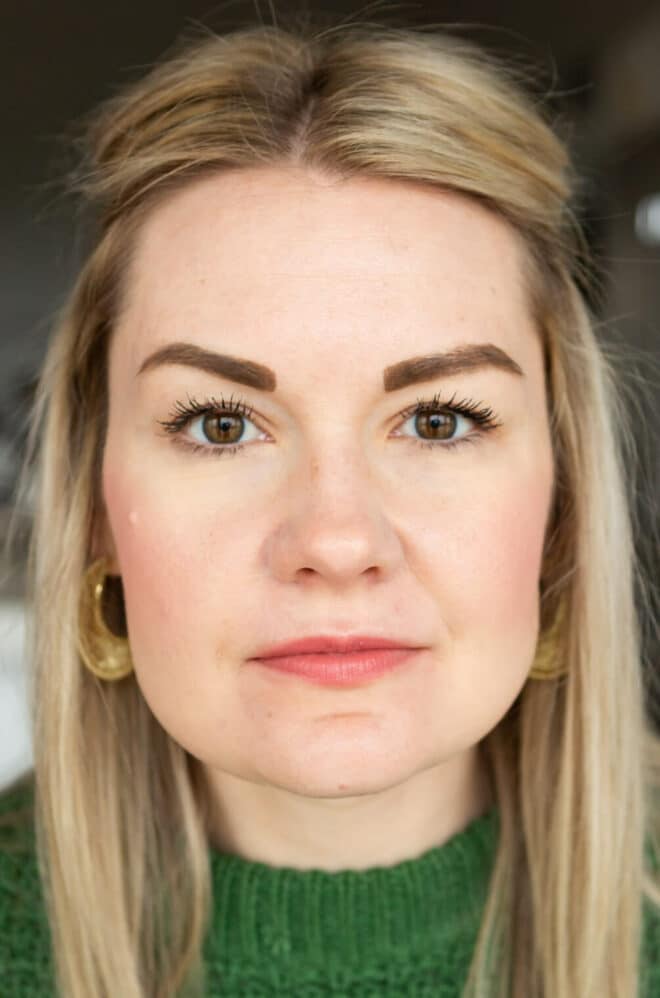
[204,804,499,978]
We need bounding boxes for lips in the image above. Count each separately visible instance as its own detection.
[251,634,418,659]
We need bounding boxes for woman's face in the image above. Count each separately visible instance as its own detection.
[100,166,554,863]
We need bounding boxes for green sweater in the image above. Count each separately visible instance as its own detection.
[1,773,660,996]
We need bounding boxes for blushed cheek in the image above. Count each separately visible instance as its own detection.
[487,468,552,628]
[102,464,175,633]
[103,457,221,681]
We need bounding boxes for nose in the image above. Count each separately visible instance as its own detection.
[264,444,403,588]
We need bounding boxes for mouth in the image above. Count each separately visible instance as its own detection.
[251,634,421,658]
[248,645,423,687]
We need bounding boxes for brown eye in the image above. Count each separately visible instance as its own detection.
[415,410,456,441]
[159,393,267,456]
[201,413,244,445]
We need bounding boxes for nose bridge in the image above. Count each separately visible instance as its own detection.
[272,422,396,577]
[304,421,375,507]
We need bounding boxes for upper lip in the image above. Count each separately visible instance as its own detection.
[251,635,421,659]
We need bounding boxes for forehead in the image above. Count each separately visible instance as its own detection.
[113,167,538,380]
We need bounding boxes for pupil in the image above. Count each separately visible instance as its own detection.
[418,411,453,440]
[203,413,241,443]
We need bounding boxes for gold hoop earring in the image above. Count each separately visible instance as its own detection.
[77,557,134,681]
[528,597,569,681]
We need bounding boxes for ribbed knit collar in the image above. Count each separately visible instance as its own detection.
[203,805,499,988]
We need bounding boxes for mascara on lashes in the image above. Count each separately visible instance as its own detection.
[156,390,502,457]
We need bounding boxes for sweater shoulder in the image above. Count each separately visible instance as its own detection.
[0,769,38,864]
[640,811,660,996]
[0,771,55,996]
[0,768,36,829]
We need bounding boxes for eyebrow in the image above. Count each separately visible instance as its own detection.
[136,340,524,392]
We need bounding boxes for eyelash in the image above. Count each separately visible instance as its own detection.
[157,390,502,458]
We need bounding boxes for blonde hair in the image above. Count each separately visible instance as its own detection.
[3,14,660,998]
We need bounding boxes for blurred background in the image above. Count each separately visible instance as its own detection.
[1,0,659,787]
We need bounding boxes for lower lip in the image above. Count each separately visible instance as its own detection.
[250,648,419,686]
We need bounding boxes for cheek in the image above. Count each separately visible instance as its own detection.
[413,458,553,725]
[486,475,550,597]
[421,455,552,654]
[103,462,240,746]
[102,452,254,702]
[466,462,553,671]
[102,463,209,663]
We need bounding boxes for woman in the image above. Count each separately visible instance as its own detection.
[1,17,659,998]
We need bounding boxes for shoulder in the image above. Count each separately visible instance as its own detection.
[0,768,38,858]
[0,771,55,995]
[641,817,660,996]
[642,888,660,996]
[0,767,35,820]
[0,768,42,893]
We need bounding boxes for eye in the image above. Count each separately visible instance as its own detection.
[157,393,267,458]
[393,392,502,452]
[188,408,262,448]
[158,390,502,458]
[396,406,470,448]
